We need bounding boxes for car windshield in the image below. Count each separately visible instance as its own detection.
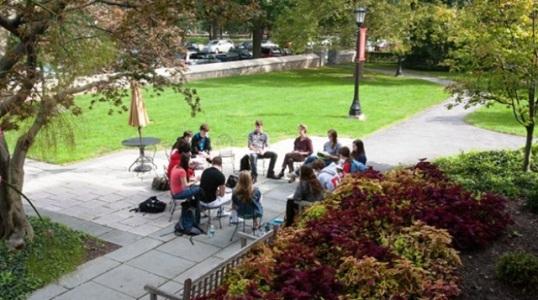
[209,40,219,45]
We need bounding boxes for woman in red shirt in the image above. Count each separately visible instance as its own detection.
[167,131,194,179]
[170,153,200,200]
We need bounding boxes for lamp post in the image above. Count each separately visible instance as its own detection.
[349,7,367,119]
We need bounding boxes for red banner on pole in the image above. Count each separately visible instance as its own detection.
[358,27,367,62]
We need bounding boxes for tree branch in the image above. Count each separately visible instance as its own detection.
[95,0,139,9]
[0,15,21,36]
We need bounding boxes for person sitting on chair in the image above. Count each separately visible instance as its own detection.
[285,165,324,227]
[339,146,367,174]
[232,171,263,229]
[278,124,313,179]
[167,131,193,179]
[351,139,367,164]
[200,156,231,206]
[311,159,342,192]
[248,120,279,182]
[191,123,212,157]
[170,153,200,200]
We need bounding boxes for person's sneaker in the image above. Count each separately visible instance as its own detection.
[288,174,297,183]
[267,173,279,180]
[276,171,285,179]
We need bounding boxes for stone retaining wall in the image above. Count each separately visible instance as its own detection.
[184,54,322,81]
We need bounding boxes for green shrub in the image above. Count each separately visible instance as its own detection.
[496,251,538,287]
[436,147,538,208]
[0,217,88,300]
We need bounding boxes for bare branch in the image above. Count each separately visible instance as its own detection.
[95,0,139,9]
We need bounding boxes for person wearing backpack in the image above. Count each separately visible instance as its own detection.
[339,146,367,174]
[170,153,200,200]
[232,171,263,229]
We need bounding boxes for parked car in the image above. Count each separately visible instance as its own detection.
[216,48,252,62]
[261,40,279,48]
[204,39,235,53]
[185,41,205,52]
[261,46,283,58]
[187,52,220,65]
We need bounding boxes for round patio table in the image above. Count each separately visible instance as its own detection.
[121,137,160,172]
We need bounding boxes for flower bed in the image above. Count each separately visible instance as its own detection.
[199,162,512,299]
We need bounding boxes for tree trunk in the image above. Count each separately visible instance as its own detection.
[252,23,264,59]
[210,19,218,41]
[395,56,404,76]
[523,125,534,172]
[0,131,33,250]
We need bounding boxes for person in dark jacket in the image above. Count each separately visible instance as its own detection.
[278,124,313,178]
[191,123,212,157]
[285,165,323,226]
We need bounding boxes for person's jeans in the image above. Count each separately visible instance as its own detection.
[173,185,201,200]
[281,152,306,173]
[249,151,277,176]
[285,199,299,226]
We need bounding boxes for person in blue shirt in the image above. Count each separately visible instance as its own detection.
[191,123,212,157]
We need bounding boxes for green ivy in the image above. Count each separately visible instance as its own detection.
[436,146,538,212]
[0,217,89,300]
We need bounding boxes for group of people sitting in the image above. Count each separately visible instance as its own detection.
[166,120,367,228]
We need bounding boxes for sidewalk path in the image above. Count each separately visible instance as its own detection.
[25,69,525,300]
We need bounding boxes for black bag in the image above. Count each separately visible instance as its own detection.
[174,199,204,239]
[240,154,251,171]
[130,196,166,213]
[152,176,169,191]
[225,174,239,189]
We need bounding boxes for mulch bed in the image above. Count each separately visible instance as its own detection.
[458,198,538,300]
[83,236,120,262]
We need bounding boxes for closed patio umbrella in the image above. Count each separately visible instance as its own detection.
[128,80,150,138]
[126,80,156,172]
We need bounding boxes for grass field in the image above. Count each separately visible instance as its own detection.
[465,104,529,136]
[5,64,448,164]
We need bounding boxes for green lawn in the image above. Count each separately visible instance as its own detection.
[5,64,448,164]
[465,104,528,136]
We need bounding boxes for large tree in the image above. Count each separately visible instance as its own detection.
[447,0,537,171]
[0,0,200,249]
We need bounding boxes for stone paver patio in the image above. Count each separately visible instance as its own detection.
[25,72,527,299]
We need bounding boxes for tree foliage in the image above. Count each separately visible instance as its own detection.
[0,0,201,249]
[447,0,537,171]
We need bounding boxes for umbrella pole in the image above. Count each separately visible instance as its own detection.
[137,126,144,159]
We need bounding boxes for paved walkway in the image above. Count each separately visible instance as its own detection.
[25,70,526,300]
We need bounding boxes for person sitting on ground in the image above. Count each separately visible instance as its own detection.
[232,171,263,229]
[248,120,279,182]
[278,124,313,179]
[167,131,193,178]
[200,156,231,206]
[191,123,212,157]
[311,159,341,192]
[285,165,324,226]
[351,139,367,164]
[170,153,200,200]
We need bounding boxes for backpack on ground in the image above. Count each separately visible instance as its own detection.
[174,199,204,239]
[152,175,169,191]
[130,196,166,213]
[351,159,367,173]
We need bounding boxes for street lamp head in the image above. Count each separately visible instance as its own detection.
[354,7,367,26]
